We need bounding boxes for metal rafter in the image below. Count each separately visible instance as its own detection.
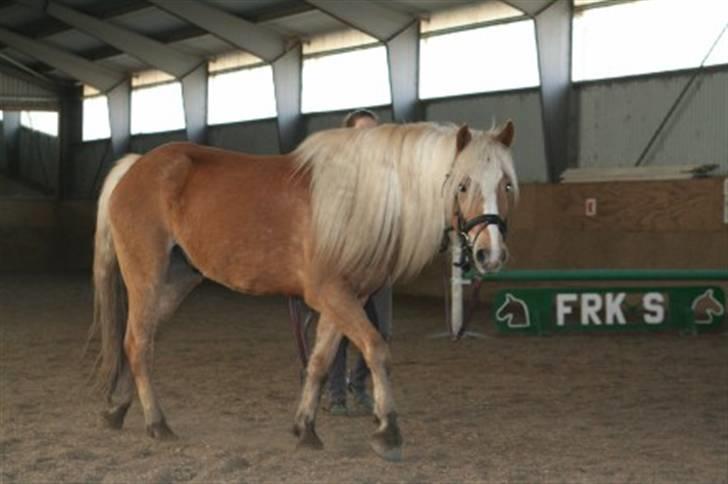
[148,0,287,63]
[503,0,557,17]
[305,0,413,42]
[0,26,124,91]
[41,1,203,79]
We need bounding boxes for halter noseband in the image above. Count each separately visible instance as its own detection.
[441,195,508,273]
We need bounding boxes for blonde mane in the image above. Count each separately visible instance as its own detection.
[294,122,517,288]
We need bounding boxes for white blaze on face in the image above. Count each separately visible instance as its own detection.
[483,193,503,264]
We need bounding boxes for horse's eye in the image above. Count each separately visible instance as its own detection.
[458,183,467,193]
[505,183,513,193]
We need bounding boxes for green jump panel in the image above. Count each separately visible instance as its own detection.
[475,269,728,282]
[493,286,726,335]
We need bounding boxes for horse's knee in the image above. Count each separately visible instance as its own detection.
[123,332,146,374]
[363,336,390,372]
[306,353,329,381]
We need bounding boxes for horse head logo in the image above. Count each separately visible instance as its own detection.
[691,289,725,325]
[496,293,530,328]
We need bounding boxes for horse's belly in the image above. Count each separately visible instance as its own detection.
[176,223,305,297]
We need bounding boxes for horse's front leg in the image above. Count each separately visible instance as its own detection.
[322,287,403,461]
[293,316,341,449]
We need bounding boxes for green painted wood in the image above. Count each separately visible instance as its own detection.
[473,269,728,282]
[493,286,726,335]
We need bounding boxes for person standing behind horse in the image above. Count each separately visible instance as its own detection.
[289,109,392,416]
[329,109,392,416]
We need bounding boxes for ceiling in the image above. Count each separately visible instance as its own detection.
[0,0,499,88]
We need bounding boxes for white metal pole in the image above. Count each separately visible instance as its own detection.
[450,232,464,337]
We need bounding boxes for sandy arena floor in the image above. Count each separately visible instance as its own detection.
[1,274,726,483]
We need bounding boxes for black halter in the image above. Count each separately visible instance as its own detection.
[440,196,508,273]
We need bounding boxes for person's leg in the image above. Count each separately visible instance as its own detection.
[349,297,379,392]
[326,338,349,414]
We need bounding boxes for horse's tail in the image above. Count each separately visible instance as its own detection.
[87,153,141,399]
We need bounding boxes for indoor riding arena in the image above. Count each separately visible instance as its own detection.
[1,1,727,483]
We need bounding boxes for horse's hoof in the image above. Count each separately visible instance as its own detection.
[369,412,403,462]
[146,420,177,441]
[369,439,402,462]
[293,421,324,450]
[101,406,128,430]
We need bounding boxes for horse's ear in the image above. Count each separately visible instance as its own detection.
[496,120,515,147]
[456,124,472,153]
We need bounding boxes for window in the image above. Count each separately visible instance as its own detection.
[208,65,277,125]
[419,20,540,99]
[83,95,111,141]
[131,81,185,135]
[301,46,391,113]
[130,70,185,135]
[20,111,58,136]
[573,0,728,81]
[0,110,3,121]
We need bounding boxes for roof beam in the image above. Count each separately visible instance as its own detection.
[305,0,414,42]
[148,0,288,62]
[41,1,203,78]
[503,0,556,17]
[0,26,124,91]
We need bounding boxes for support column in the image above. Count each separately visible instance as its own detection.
[181,64,208,144]
[3,111,20,178]
[58,86,82,199]
[534,0,572,182]
[272,45,304,154]
[107,80,131,160]
[386,21,421,123]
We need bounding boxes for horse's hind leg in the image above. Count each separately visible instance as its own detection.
[123,286,176,439]
[102,362,134,429]
[114,231,202,439]
[293,315,342,449]
[103,246,201,433]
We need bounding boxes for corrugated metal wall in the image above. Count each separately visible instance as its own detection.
[577,69,728,173]
[424,90,548,182]
[209,119,280,154]
[18,127,59,193]
[0,72,58,111]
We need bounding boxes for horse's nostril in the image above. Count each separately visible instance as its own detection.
[475,249,488,263]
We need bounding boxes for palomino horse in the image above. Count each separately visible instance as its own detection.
[89,121,518,461]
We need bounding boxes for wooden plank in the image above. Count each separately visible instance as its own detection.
[560,164,717,183]
[512,177,727,233]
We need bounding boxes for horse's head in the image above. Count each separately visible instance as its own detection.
[446,121,518,275]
